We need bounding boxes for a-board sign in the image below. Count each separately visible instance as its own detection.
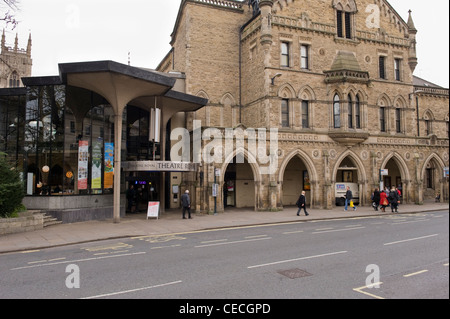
[147,202,160,220]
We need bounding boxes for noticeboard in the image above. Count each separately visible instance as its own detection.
[147,202,160,220]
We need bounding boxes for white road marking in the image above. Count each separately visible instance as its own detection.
[384,234,439,246]
[195,237,271,248]
[11,252,146,271]
[247,251,348,269]
[82,280,183,299]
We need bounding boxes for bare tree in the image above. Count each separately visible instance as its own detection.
[1,0,19,29]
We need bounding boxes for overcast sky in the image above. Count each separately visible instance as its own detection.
[3,0,449,88]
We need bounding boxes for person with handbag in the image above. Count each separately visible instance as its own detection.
[344,186,356,211]
[372,188,380,211]
[379,190,388,212]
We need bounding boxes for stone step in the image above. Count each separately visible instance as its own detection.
[43,214,62,227]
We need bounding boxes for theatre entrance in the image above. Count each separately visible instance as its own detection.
[126,172,161,213]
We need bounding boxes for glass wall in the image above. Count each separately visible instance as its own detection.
[1,83,163,197]
[24,85,65,195]
[0,91,26,173]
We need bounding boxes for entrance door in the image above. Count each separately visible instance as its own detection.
[126,172,161,213]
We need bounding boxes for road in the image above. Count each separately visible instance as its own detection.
[0,210,448,302]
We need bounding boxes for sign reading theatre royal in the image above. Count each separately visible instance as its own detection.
[122,161,198,172]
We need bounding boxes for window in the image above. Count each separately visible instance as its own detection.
[379,56,386,79]
[300,45,309,69]
[348,95,353,129]
[425,120,431,135]
[355,95,361,129]
[337,10,352,39]
[9,72,20,88]
[281,42,290,67]
[281,99,289,127]
[394,59,401,81]
[301,100,309,128]
[333,94,341,128]
[426,168,433,189]
[395,108,402,133]
[380,107,386,132]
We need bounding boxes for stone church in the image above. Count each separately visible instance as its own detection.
[0,30,32,88]
[157,0,448,213]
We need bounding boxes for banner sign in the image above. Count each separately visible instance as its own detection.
[78,140,89,190]
[104,143,114,189]
[92,141,103,189]
[122,161,197,172]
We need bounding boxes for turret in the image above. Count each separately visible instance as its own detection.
[1,29,5,53]
[259,0,274,47]
[27,33,32,56]
[407,10,418,73]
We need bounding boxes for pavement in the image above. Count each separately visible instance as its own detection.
[0,201,448,254]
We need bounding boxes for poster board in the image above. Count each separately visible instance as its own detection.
[147,202,160,220]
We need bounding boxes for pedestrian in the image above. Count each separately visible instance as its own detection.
[126,184,136,213]
[181,190,192,219]
[296,191,309,216]
[379,189,388,212]
[344,186,356,211]
[388,187,400,213]
[372,188,380,211]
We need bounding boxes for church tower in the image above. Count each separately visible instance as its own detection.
[0,30,33,88]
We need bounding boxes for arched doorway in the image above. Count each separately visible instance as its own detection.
[333,153,365,206]
[282,157,310,206]
[380,153,410,203]
[223,157,255,209]
[421,155,446,202]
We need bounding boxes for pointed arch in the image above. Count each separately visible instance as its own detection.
[332,149,367,183]
[298,85,316,101]
[421,153,445,180]
[332,0,357,12]
[219,146,261,184]
[377,93,392,107]
[220,92,236,107]
[277,83,295,99]
[381,151,411,182]
[278,149,319,184]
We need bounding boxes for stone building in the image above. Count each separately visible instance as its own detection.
[0,31,32,88]
[157,0,449,213]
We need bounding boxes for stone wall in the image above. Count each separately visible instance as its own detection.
[0,212,44,235]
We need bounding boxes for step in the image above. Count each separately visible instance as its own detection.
[43,214,63,227]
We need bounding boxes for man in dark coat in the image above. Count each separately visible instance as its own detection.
[296,191,309,216]
[181,190,192,219]
[388,187,400,213]
[372,188,381,211]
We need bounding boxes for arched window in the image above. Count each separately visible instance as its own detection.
[348,94,353,129]
[333,94,341,128]
[355,95,361,129]
[333,0,357,39]
[9,72,20,88]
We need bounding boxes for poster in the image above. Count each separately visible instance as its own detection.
[78,140,89,190]
[104,143,114,189]
[92,141,103,189]
[147,202,160,220]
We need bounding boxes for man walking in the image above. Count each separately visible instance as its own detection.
[181,190,192,219]
[296,191,309,216]
[345,186,356,211]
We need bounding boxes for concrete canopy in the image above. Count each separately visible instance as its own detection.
[57,60,208,223]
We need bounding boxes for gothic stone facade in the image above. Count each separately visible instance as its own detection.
[0,31,32,88]
[158,0,449,213]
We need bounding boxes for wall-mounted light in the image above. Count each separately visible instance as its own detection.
[271,73,282,85]
[42,165,50,173]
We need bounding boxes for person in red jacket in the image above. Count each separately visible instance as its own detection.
[379,190,388,212]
